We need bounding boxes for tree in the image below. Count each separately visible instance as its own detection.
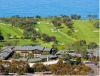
[52,45,58,55]
[0,64,5,73]
[7,34,11,39]
[4,42,12,46]
[33,62,47,72]
[50,36,56,41]
[50,59,64,74]
[35,15,41,19]
[67,30,72,35]
[13,40,19,46]
[72,40,87,55]
[83,52,89,60]
[27,53,34,59]
[12,52,21,59]
[65,18,73,29]
[42,52,50,55]
[94,21,99,28]
[71,14,81,19]
[88,42,98,49]
[31,35,36,41]
[42,33,56,42]
[62,53,71,61]
[22,31,29,39]
[87,14,97,20]
[0,30,4,41]
[63,43,73,50]
[54,22,61,28]
[79,40,86,46]
[13,35,17,39]
[75,57,82,65]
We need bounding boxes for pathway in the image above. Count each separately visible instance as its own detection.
[58,29,76,41]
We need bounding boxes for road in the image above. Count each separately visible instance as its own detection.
[85,62,99,75]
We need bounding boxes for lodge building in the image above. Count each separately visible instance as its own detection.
[0,46,53,60]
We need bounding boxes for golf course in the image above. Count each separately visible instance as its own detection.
[0,19,99,48]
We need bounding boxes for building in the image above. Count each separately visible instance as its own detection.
[0,46,53,60]
[87,47,100,57]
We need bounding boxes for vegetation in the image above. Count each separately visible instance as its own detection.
[33,62,47,72]
[88,42,98,49]
[0,15,99,48]
[12,52,21,59]
[0,30,4,41]
[50,59,93,75]
[93,21,99,28]
[0,60,29,75]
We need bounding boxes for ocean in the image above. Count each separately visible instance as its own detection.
[0,0,99,18]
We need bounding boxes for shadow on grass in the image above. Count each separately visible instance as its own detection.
[59,26,64,29]
[0,40,6,42]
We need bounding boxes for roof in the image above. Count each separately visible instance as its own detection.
[56,50,65,55]
[1,49,14,53]
[0,46,14,60]
[43,48,52,52]
[68,53,82,57]
[0,52,11,59]
[38,55,57,59]
[57,55,63,58]
[67,50,75,53]
[87,47,100,57]
[38,55,51,59]
[28,58,41,63]
[1,46,14,50]
[93,47,100,57]
[68,53,76,56]
[76,54,82,57]
[85,62,94,64]
[13,46,44,51]
[49,55,57,58]
[13,58,28,62]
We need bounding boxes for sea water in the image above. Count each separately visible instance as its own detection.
[0,0,99,18]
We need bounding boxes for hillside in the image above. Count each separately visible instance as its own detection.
[0,20,99,47]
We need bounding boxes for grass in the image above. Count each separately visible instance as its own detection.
[73,20,99,44]
[0,23,22,39]
[0,20,99,48]
[36,20,73,43]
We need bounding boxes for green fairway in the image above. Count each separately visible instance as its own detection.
[36,20,74,43]
[0,23,23,39]
[73,20,99,44]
